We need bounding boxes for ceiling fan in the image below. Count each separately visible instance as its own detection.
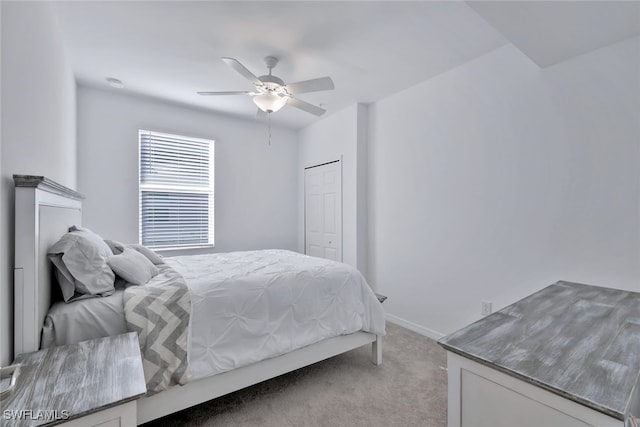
[198,56,334,116]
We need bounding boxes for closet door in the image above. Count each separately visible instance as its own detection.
[304,160,342,261]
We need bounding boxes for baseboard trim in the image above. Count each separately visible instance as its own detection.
[385,313,445,341]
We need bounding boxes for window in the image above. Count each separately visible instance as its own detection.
[139,130,214,249]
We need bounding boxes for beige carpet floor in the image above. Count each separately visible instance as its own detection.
[142,323,448,426]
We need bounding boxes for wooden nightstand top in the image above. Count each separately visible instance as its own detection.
[439,281,640,421]
[3,333,146,426]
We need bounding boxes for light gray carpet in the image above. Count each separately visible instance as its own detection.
[142,323,448,426]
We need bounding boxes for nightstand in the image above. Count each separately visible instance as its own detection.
[2,332,146,427]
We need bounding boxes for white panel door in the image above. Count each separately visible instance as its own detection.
[305,161,342,261]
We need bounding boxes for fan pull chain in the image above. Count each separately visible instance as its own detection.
[268,112,272,146]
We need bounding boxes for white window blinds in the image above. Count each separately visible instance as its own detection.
[139,130,215,249]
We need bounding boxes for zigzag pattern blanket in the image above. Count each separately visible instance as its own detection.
[123,264,191,395]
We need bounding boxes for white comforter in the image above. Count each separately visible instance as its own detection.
[165,249,386,380]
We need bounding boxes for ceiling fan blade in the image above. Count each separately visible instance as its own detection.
[197,91,256,96]
[287,97,326,116]
[221,57,263,87]
[285,77,334,94]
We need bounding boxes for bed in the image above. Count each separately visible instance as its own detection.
[12,175,385,425]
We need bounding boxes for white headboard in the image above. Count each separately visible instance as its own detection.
[13,175,84,357]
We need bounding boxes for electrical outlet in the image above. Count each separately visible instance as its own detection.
[481,300,492,316]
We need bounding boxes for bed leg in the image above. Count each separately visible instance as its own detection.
[371,335,383,365]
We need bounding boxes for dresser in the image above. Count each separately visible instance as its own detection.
[2,333,146,427]
[439,281,640,427]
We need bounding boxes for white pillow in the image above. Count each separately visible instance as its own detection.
[48,228,115,302]
[107,248,159,286]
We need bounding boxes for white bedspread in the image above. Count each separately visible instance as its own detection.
[165,249,386,380]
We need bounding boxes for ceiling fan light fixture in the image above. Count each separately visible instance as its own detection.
[253,92,286,113]
[198,56,332,117]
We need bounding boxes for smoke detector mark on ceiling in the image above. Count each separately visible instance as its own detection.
[106,77,124,88]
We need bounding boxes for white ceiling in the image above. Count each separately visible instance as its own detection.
[468,1,640,68]
[52,1,640,130]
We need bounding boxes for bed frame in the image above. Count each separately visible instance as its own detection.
[13,175,383,425]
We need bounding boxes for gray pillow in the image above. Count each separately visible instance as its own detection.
[107,248,159,286]
[105,239,126,255]
[48,228,115,302]
[49,254,77,302]
[68,226,113,256]
[105,240,164,265]
[127,244,164,265]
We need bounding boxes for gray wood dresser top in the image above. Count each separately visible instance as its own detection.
[3,333,146,426]
[438,281,640,421]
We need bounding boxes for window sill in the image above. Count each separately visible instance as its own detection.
[151,244,215,253]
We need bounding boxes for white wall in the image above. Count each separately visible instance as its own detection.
[77,86,298,255]
[1,1,77,365]
[367,37,640,338]
[0,0,3,367]
[298,104,369,275]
